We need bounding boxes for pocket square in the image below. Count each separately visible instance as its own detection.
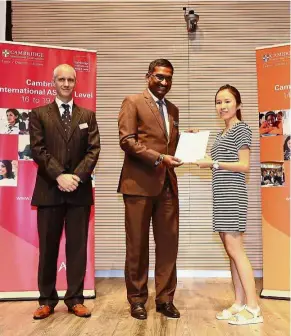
[174,121,179,127]
[79,123,88,129]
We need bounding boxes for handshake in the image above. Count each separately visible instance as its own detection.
[56,174,81,192]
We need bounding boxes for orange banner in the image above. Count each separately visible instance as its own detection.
[256,43,290,299]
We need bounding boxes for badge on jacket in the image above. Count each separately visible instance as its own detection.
[79,123,88,129]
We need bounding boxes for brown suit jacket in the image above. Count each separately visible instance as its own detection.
[29,101,101,206]
[118,89,179,196]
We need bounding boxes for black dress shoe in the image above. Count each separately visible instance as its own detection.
[156,302,180,318]
[130,303,147,320]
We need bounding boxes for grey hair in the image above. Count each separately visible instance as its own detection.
[53,64,76,79]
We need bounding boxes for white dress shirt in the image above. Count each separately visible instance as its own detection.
[0,123,19,134]
[0,178,17,186]
[55,97,73,117]
[148,89,170,136]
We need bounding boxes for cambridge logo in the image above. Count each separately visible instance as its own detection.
[262,54,271,62]
[2,49,10,57]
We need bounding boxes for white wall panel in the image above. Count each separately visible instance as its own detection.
[12,1,290,271]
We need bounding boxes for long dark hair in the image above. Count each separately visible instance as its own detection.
[215,84,242,121]
[6,108,20,124]
[0,160,14,179]
[284,136,290,152]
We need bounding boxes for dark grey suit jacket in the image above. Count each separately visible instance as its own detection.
[29,101,101,206]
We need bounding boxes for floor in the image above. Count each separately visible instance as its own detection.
[0,278,289,336]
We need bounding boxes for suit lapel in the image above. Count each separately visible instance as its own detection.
[68,104,83,142]
[143,90,168,140]
[47,102,67,141]
[166,99,174,142]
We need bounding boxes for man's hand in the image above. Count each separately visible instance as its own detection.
[56,174,80,192]
[162,155,183,168]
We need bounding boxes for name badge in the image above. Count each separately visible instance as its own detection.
[174,121,179,127]
[79,123,88,129]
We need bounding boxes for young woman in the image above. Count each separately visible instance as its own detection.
[0,160,16,186]
[1,109,21,134]
[196,84,263,325]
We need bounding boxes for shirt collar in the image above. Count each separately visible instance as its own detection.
[8,123,18,129]
[55,97,74,110]
[148,89,166,105]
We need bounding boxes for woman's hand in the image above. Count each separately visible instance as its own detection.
[195,154,213,168]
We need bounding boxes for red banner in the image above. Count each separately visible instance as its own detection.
[0,41,96,299]
[256,43,290,299]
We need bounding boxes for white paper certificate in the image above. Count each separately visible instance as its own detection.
[175,131,210,163]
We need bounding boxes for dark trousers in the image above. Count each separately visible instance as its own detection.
[123,182,179,305]
[37,204,91,308]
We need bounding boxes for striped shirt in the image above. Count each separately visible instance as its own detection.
[210,122,252,232]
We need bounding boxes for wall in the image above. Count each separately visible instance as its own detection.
[12,1,290,273]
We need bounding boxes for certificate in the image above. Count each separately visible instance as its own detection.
[175,131,210,163]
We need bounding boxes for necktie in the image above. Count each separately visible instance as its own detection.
[61,103,71,135]
[156,100,168,138]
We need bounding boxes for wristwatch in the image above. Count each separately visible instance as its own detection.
[155,154,165,166]
[212,160,220,170]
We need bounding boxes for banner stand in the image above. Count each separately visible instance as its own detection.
[0,41,97,300]
[0,290,96,302]
[256,43,290,300]
[260,290,290,301]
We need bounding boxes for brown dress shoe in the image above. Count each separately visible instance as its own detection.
[130,303,147,320]
[33,305,54,320]
[156,302,180,318]
[68,304,91,318]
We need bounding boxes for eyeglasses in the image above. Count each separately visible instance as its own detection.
[150,73,173,83]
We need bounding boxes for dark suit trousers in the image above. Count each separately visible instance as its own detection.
[37,204,90,308]
[123,182,179,305]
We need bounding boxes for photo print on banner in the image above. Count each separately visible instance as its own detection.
[282,109,291,135]
[0,107,30,135]
[259,109,290,137]
[18,134,32,160]
[283,135,290,161]
[0,159,18,187]
[261,162,285,187]
[259,109,283,136]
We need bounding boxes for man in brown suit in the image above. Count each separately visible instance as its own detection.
[29,64,100,319]
[118,59,183,320]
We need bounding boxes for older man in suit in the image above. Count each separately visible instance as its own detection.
[118,59,183,320]
[29,64,100,319]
